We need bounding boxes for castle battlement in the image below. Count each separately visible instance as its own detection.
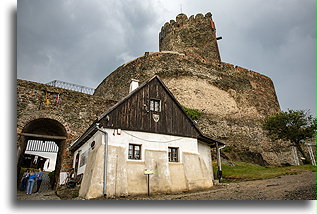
[160,12,215,33]
[159,12,220,61]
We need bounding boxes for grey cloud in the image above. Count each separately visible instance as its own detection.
[18,0,161,88]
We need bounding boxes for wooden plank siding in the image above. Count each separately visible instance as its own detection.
[100,77,200,138]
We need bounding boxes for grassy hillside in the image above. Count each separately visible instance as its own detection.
[213,161,316,183]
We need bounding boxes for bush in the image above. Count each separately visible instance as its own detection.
[182,106,202,120]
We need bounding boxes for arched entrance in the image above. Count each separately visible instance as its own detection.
[17,118,68,189]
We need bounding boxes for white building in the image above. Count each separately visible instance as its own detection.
[70,76,224,199]
[24,140,58,172]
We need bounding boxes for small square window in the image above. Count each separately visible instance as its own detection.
[128,144,141,160]
[168,147,179,162]
[150,99,161,112]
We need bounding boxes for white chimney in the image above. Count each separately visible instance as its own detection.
[129,79,139,93]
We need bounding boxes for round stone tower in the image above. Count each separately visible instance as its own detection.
[159,12,221,61]
[94,12,294,166]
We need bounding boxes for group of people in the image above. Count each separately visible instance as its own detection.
[20,168,43,195]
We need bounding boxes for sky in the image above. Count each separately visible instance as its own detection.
[17,0,316,116]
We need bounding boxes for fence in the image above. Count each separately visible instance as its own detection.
[46,80,95,95]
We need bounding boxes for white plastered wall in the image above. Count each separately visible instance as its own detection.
[198,141,214,180]
[74,128,214,199]
[106,128,199,161]
[73,131,103,176]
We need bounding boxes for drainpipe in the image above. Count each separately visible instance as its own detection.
[96,123,108,197]
[215,142,226,183]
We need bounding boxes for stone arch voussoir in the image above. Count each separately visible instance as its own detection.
[17,113,71,139]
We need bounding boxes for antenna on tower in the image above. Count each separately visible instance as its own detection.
[180,4,183,13]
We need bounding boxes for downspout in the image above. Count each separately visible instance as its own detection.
[96,123,108,197]
[215,142,226,183]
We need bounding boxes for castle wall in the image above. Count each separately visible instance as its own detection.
[94,51,280,118]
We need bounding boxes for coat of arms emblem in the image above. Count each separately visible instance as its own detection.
[152,114,160,122]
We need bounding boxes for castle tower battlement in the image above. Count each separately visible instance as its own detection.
[159,12,221,61]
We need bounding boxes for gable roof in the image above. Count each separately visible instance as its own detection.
[70,76,224,152]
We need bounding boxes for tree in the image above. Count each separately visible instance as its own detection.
[262,110,316,164]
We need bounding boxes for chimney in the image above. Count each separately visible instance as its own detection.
[129,79,139,93]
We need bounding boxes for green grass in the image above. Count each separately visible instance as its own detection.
[213,161,316,183]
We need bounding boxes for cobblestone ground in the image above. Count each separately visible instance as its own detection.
[17,172,61,200]
[17,190,61,200]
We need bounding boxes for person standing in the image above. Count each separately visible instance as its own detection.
[20,169,29,191]
[26,170,37,195]
[35,168,43,193]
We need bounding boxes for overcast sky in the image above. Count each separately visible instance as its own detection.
[17,0,316,115]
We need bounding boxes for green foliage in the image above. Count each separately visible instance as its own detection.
[213,161,316,183]
[222,146,233,153]
[182,106,202,120]
[262,109,316,145]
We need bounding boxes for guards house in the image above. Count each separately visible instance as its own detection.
[70,76,224,199]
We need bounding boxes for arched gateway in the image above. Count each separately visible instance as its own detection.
[17,118,67,188]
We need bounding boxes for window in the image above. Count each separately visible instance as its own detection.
[128,144,141,160]
[168,147,179,162]
[150,99,161,112]
[90,141,95,150]
[80,151,88,167]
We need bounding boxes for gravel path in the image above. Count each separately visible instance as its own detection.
[16,171,315,200]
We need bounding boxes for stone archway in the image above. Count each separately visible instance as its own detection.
[17,118,68,189]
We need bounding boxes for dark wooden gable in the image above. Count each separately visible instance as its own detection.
[99,76,201,138]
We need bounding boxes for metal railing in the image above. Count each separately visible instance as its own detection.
[46,80,95,95]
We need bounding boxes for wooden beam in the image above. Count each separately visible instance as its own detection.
[18,132,67,140]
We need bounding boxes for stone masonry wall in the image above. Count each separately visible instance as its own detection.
[17,79,116,172]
